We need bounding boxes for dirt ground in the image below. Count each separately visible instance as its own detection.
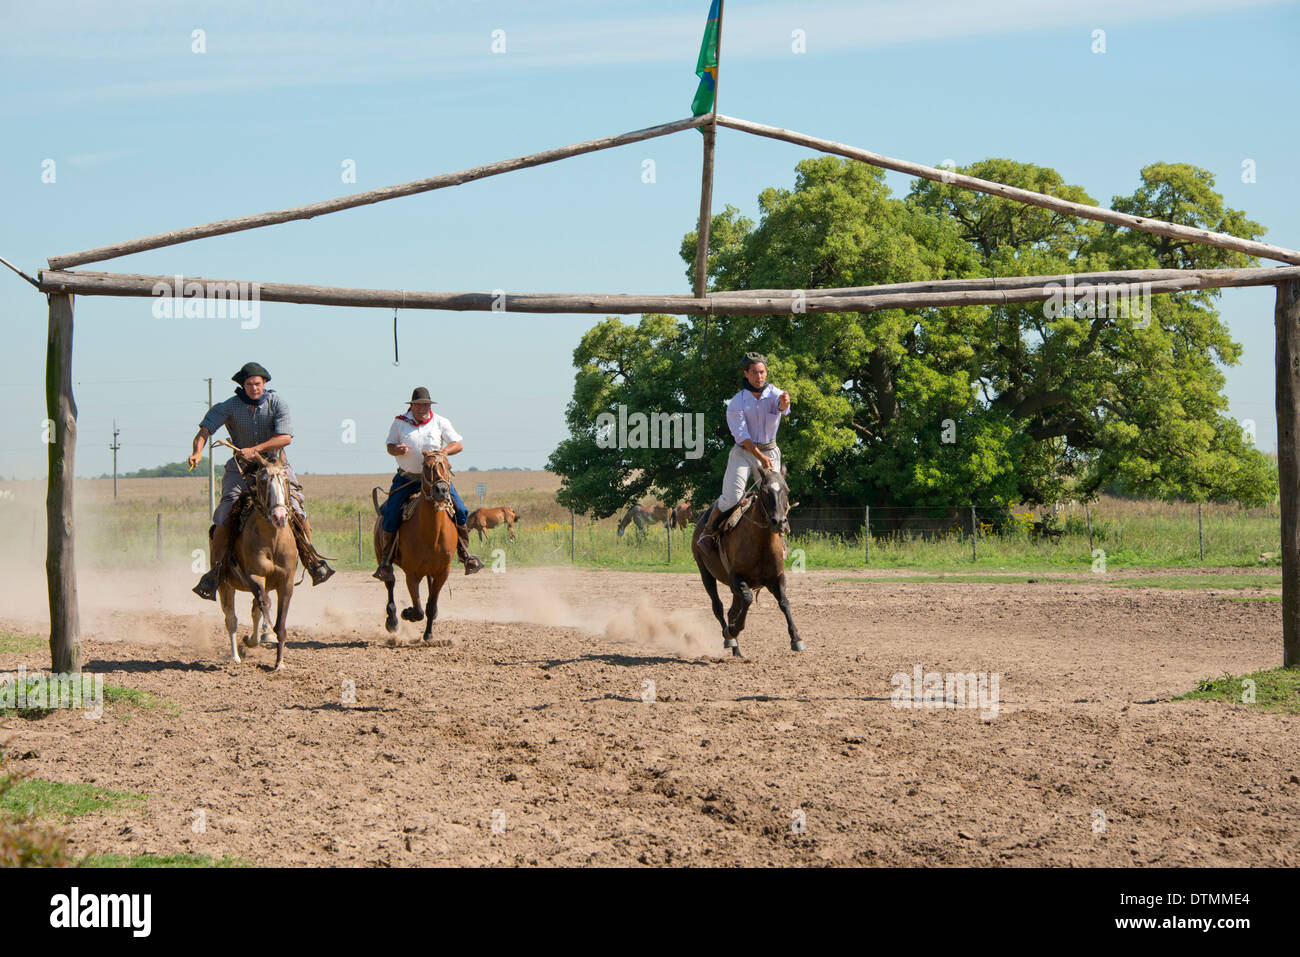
[1,564,1296,867]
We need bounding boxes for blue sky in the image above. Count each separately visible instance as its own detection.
[2,0,1297,479]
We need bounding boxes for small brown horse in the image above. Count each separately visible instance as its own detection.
[467,506,518,542]
[373,449,456,642]
[670,504,695,529]
[617,504,654,538]
[691,463,803,656]
[217,450,297,670]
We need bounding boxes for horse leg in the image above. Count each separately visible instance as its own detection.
[219,584,240,663]
[273,584,291,671]
[248,578,273,647]
[401,570,425,622]
[384,579,399,633]
[775,574,804,652]
[726,573,755,657]
[698,567,729,645]
[421,568,446,643]
[245,595,262,650]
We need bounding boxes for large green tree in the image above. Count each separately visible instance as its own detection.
[547,157,1276,515]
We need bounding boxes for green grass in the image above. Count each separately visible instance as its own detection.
[1224,595,1282,603]
[831,572,1281,591]
[0,633,43,655]
[1175,668,1300,714]
[0,779,145,821]
[103,684,180,717]
[81,852,251,868]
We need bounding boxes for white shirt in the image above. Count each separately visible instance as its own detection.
[726,383,789,446]
[385,412,463,474]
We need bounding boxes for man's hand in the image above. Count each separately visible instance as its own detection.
[187,452,202,470]
[234,446,255,462]
[777,391,791,411]
[392,443,409,456]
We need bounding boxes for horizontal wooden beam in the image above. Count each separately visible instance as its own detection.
[47,115,711,271]
[715,114,1300,267]
[711,266,1300,300]
[37,266,1300,316]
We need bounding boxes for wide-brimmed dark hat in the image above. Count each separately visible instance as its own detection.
[740,352,767,370]
[408,387,436,405]
[232,361,271,384]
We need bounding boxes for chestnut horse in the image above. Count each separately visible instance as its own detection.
[466,506,518,542]
[373,449,456,642]
[670,504,695,529]
[216,448,296,670]
[691,462,803,657]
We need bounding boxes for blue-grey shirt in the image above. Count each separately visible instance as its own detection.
[200,390,293,453]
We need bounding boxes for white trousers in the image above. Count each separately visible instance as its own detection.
[716,444,781,511]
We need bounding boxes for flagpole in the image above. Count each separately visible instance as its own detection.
[693,0,723,300]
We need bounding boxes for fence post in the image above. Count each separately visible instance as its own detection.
[1085,503,1094,553]
[667,521,671,565]
[570,510,575,564]
[155,513,162,562]
[1198,502,1204,562]
[970,505,977,562]
[357,511,363,564]
[864,505,870,564]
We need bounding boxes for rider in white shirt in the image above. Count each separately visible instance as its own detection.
[698,352,791,553]
[374,386,484,580]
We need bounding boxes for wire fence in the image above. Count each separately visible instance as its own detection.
[0,493,1283,572]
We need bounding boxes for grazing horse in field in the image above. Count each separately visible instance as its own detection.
[670,504,695,529]
[217,450,297,670]
[373,449,456,642]
[617,504,655,538]
[467,506,518,542]
[691,462,802,657]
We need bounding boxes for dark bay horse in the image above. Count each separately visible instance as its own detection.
[467,506,518,542]
[691,463,803,656]
[373,449,456,642]
[216,448,296,670]
[617,504,654,538]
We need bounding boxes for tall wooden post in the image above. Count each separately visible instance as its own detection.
[46,293,80,674]
[1276,278,1300,668]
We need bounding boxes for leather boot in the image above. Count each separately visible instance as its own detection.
[193,524,231,601]
[373,528,398,583]
[293,512,335,586]
[456,523,484,575]
[697,504,725,552]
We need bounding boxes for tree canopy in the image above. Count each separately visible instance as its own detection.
[547,156,1277,516]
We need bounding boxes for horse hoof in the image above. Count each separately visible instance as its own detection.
[401,607,423,622]
[385,616,398,634]
[242,634,258,648]
[791,640,806,652]
[731,646,743,658]
[723,637,738,649]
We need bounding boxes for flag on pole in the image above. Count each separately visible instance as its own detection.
[691,0,721,117]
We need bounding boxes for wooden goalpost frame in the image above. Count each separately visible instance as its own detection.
[37,100,1300,672]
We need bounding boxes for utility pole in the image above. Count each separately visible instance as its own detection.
[206,377,215,519]
[109,421,121,501]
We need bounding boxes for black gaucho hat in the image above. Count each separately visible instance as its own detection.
[232,361,271,384]
[408,387,436,405]
[740,351,767,370]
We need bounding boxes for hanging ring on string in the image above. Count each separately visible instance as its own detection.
[393,290,406,366]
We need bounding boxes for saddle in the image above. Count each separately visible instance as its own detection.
[712,493,755,546]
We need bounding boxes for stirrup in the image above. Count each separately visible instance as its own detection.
[193,567,220,601]
[372,562,395,584]
[463,555,484,575]
[310,562,335,586]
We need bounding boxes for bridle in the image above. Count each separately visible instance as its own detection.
[421,449,454,511]
[213,438,291,527]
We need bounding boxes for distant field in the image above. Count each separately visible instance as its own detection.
[0,475,1284,573]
